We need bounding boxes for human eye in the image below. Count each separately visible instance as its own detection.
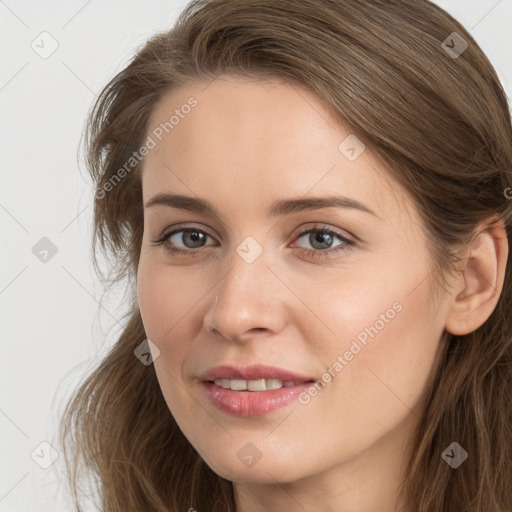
[291,223,355,259]
[151,224,216,256]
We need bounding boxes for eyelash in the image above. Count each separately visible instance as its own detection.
[151,223,355,259]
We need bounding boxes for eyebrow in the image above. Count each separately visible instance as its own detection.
[144,193,380,219]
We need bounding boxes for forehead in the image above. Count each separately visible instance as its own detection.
[140,75,413,223]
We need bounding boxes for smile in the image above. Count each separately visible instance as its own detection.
[199,364,316,416]
[202,380,314,417]
[213,378,303,391]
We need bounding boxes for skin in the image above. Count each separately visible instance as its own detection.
[136,75,508,512]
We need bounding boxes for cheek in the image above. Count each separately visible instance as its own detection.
[136,262,207,408]
[316,270,441,431]
[137,264,188,387]
[137,261,201,341]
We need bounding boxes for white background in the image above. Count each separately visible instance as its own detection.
[1,1,511,510]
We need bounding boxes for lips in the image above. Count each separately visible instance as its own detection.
[199,364,316,417]
[200,364,315,383]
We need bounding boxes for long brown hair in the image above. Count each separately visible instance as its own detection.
[58,1,512,510]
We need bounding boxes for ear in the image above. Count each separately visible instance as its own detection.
[445,217,508,336]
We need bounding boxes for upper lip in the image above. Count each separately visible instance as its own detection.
[200,364,315,382]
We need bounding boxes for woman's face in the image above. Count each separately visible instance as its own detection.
[137,75,450,484]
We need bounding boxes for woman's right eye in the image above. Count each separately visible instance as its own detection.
[152,227,216,255]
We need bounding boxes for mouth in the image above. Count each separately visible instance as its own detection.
[207,378,314,391]
[199,364,316,417]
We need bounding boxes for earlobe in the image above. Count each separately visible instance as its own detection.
[445,219,508,336]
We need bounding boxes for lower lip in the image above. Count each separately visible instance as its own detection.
[202,381,313,417]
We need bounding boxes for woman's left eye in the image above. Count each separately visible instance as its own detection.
[293,227,354,256]
[152,224,355,258]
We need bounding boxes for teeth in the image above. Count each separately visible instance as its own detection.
[213,378,302,391]
[230,379,247,391]
[248,378,266,391]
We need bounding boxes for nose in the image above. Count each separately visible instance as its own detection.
[202,245,289,343]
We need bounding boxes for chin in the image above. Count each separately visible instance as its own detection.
[199,445,312,484]
[211,462,303,485]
